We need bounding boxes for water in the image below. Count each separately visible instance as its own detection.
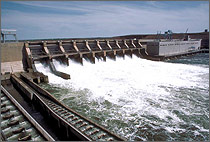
[35,53,209,141]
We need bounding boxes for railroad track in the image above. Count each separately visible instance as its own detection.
[40,96,125,141]
[2,73,126,141]
[17,72,126,141]
[1,91,45,141]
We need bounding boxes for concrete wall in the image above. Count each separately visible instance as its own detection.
[146,42,159,55]
[1,42,24,62]
[159,40,201,56]
[146,40,201,56]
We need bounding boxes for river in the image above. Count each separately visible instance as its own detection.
[35,53,209,141]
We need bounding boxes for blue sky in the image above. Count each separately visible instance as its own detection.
[1,1,209,40]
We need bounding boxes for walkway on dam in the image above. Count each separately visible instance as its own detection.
[1,61,24,74]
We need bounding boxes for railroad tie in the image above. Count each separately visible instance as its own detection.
[1,96,6,99]
[64,112,71,117]
[59,110,67,115]
[72,117,79,121]
[55,106,62,110]
[97,133,106,139]
[1,108,10,113]
[18,135,31,141]
[1,103,6,108]
[7,119,19,126]
[55,108,64,113]
[107,138,114,141]
[66,114,74,121]
[5,131,14,139]
[78,122,88,128]
[88,129,99,136]
[60,112,69,117]
[54,107,63,111]
[50,105,58,109]
[52,104,60,108]
[47,103,55,107]
[12,127,25,134]
[3,113,14,120]
[18,133,31,141]
[49,102,56,106]
[82,125,93,132]
[53,108,60,111]
[50,106,58,110]
[74,119,83,125]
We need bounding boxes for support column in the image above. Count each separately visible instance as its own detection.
[95,52,106,61]
[58,41,69,66]
[1,33,5,43]
[138,40,143,48]
[96,40,102,50]
[23,42,37,72]
[43,41,52,60]
[14,34,18,42]
[85,40,92,51]
[131,40,136,48]
[116,50,124,59]
[55,56,69,66]
[106,51,116,60]
[116,40,121,49]
[139,48,148,58]
[106,40,112,50]
[125,49,132,58]
[83,53,95,64]
[132,49,141,57]
[73,41,79,52]
[103,51,107,61]
[131,40,140,57]
[124,40,129,49]
[69,54,83,65]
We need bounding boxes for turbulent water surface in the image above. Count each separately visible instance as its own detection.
[35,53,209,141]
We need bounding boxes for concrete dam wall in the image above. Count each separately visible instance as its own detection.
[1,42,24,62]
[1,31,209,63]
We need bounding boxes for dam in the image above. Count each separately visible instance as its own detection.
[1,32,209,141]
[22,37,208,79]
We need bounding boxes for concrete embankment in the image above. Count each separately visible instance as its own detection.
[1,61,24,74]
[1,42,24,62]
[1,42,24,74]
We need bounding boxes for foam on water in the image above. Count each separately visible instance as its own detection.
[35,55,209,141]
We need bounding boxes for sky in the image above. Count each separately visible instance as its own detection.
[1,1,209,40]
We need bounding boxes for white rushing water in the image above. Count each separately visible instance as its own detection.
[35,55,209,141]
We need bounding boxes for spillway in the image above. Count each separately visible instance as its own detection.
[35,54,209,141]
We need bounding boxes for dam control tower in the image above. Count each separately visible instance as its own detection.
[1,29,18,43]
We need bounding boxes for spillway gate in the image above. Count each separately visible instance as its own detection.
[22,39,147,79]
